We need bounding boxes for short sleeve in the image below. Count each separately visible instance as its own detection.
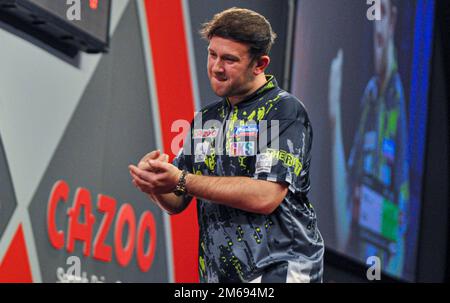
[172,118,195,172]
[172,127,194,203]
[252,98,312,195]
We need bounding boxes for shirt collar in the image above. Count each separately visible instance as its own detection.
[224,75,278,108]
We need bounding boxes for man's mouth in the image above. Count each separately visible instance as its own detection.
[214,75,227,82]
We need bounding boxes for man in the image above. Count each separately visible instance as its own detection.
[328,0,409,275]
[129,8,324,283]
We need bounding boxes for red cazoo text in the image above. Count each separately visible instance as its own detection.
[47,180,156,272]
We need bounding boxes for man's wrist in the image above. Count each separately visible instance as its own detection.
[173,170,189,196]
[184,173,194,196]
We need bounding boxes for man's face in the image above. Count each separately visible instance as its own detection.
[374,0,395,76]
[207,36,256,99]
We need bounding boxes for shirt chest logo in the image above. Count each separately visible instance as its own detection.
[193,128,218,139]
[233,124,258,138]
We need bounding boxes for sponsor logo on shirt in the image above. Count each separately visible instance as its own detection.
[193,128,218,139]
[265,148,303,176]
[195,141,210,163]
[233,124,258,138]
[229,141,255,157]
[255,153,273,174]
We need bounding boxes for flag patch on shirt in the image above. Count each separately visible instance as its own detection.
[233,124,258,138]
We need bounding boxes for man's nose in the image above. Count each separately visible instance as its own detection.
[212,59,225,74]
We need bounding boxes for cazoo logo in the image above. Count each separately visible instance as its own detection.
[47,180,157,272]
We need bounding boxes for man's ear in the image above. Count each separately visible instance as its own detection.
[253,56,270,75]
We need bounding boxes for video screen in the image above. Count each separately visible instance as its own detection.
[28,0,111,42]
[291,0,435,281]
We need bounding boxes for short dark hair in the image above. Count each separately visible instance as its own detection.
[200,7,277,60]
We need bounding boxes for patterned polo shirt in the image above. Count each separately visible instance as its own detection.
[174,76,324,283]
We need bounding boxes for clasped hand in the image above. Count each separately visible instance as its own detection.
[128,150,182,195]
